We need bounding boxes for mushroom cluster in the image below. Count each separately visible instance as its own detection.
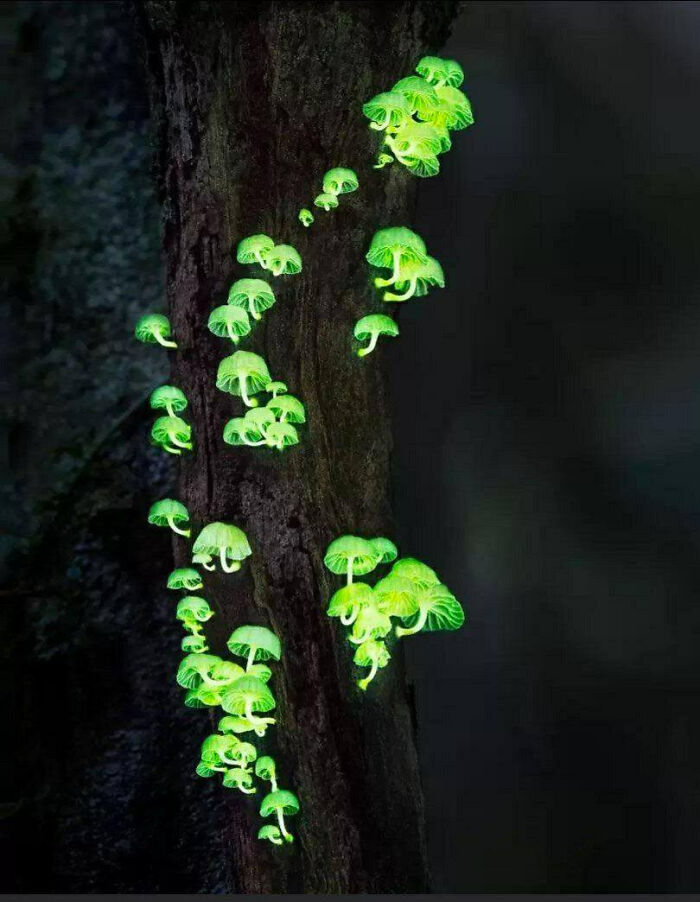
[148,385,193,455]
[324,535,465,690]
[223,386,306,452]
[362,56,473,177]
[236,234,302,278]
[309,166,359,218]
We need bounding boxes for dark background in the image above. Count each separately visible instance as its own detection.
[3,0,700,892]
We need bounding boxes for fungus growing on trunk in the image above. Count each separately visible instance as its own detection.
[265,244,302,277]
[208,305,252,344]
[362,91,412,131]
[227,279,276,322]
[324,535,379,584]
[366,227,427,289]
[150,415,192,455]
[149,385,188,417]
[354,639,391,691]
[216,351,271,408]
[322,167,359,196]
[167,568,204,592]
[134,313,177,348]
[415,55,464,88]
[298,208,314,227]
[236,234,275,269]
[192,522,252,573]
[382,255,444,303]
[353,314,399,356]
[259,790,299,844]
[147,499,191,537]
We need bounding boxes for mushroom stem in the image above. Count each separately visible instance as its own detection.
[395,605,428,638]
[170,436,192,450]
[167,517,190,537]
[244,698,275,731]
[248,300,261,321]
[276,808,293,843]
[348,630,370,645]
[219,549,241,573]
[154,331,178,349]
[226,323,240,344]
[163,444,182,455]
[202,559,215,571]
[246,646,257,672]
[165,402,177,417]
[340,607,358,627]
[357,333,379,357]
[383,278,417,302]
[358,659,379,691]
[254,251,268,269]
[369,111,389,131]
[244,437,268,447]
[346,557,354,586]
[239,378,258,408]
[238,784,256,795]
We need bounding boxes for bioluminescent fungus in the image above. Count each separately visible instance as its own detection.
[265,380,287,398]
[150,385,188,417]
[373,152,395,170]
[353,314,399,357]
[390,556,440,589]
[151,415,192,455]
[208,305,252,344]
[298,208,314,227]
[324,535,378,584]
[314,192,339,212]
[227,279,276,322]
[362,91,412,131]
[373,575,418,618]
[247,407,277,432]
[192,522,252,573]
[392,75,439,118]
[200,733,241,768]
[219,714,265,737]
[176,653,226,689]
[266,421,299,451]
[366,227,427,289]
[167,568,204,591]
[265,245,302,277]
[327,582,375,626]
[135,313,177,348]
[382,255,444,302]
[322,167,359,196]
[237,234,275,269]
[384,121,442,176]
[258,825,283,845]
[416,55,464,89]
[255,756,278,792]
[348,605,392,645]
[148,498,191,537]
[259,790,299,844]
[354,639,391,691]
[266,394,306,424]
[221,676,276,732]
[395,583,465,637]
[223,767,257,794]
[227,625,282,670]
[216,351,271,408]
[223,417,266,448]
[433,85,473,129]
[192,551,215,571]
[369,536,398,564]
[176,595,214,626]
[182,634,209,653]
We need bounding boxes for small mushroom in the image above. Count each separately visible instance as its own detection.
[372,575,418,619]
[227,279,276,322]
[382,255,444,303]
[227,625,281,670]
[362,91,412,132]
[208,305,252,344]
[192,522,252,574]
[236,234,275,269]
[192,551,216,572]
[416,55,464,89]
[369,537,398,564]
[390,556,440,589]
[223,417,267,448]
[298,208,314,227]
[134,313,177,349]
[366,227,428,289]
[322,167,359,196]
[167,568,203,591]
[221,675,276,732]
[373,152,395,170]
[395,583,465,637]
[265,422,299,451]
[354,315,399,357]
[176,595,214,626]
[391,75,439,118]
[148,498,191,537]
[348,605,392,645]
[216,351,271,408]
[324,535,378,585]
[181,634,209,654]
[223,767,257,794]
[314,192,339,212]
[433,85,473,129]
[255,756,278,792]
[176,653,223,690]
[150,385,188,418]
[151,415,192,455]
[327,582,375,627]
[259,790,299,843]
[265,380,287,398]
[258,825,283,845]
[200,733,241,768]
[266,394,306,424]
[354,639,391,691]
[218,714,265,737]
[265,245,302,277]
[384,121,442,176]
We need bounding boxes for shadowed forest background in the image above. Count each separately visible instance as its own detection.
[4,0,700,892]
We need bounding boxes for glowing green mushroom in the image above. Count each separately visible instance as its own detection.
[327,582,375,627]
[265,380,287,398]
[236,234,274,269]
[259,790,299,843]
[385,121,442,175]
[433,85,474,130]
[192,522,252,574]
[266,394,306,424]
[324,535,378,585]
[348,605,392,645]
[255,756,278,792]
[181,634,209,653]
[227,625,281,670]
[366,227,427,290]
[390,556,440,589]
[258,825,283,845]
[382,255,444,303]
[265,422,299,451]
[216,351,271,408]
[362,91,412,131]
[223,767,256,794]
[201,733,240,768]
[148,498,191,537]
[314,192,339,212]
[134,313,177,349]
[208,305,252,344]
[151,415,192,455]
[298,208,314,227]
[223,417,267,448]
[265,245,302,277]
[369,536,398,564]
[354,314,399,357]
[150,385,187,418]
[192,551,215,572]
[354,639,391,691]
[395,583,465,637]
[218,714,263,737]
[247,407,277,432]
[373,575,418,618]
[227,279,276,322]
[322,167,359,196]
[373,152,395,170]
[167,568,203,592]
[176,653,223,690]
[176,595,214,626]
[221,676,276,732]
[416,55,464,89]
[392,76,439,118]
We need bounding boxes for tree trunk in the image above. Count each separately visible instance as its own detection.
[138,0,458,892]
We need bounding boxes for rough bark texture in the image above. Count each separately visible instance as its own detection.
[139,0,457,893]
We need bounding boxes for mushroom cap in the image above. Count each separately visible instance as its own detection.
[322,167,359,196]
[209,660,246,685]
[327,582,375,618]
[392,75,439,116]
[236,234,275,265]
[221,675,276,715]
[176,652,221,689]
[434,85,473,129]
[404,154,440,179]
[230,740,258,765]
[218,715,258,735]
[181,634,208,653]
[227,279,276,314]
[415,55,464,88]
[266,394,306,424]
[266,244,302,274]
[298,208,314,226]
[391,120,443,158]
[393,256,445,296]
[247,662,273,682]
[192,551,214,567]
[151,415,191,446]
[350,606,393,642]
[167,567,203,591]
[255,755,277,782]
[246,408,276,430]
[365,227,427,270]
[176,595,214,623]
[223,417,257,446]
[217,351,271,396]
[150,385,187,413]
[369,537,398,564]
[201,733,238,765]
[362,91,411,128]
[389,557,440,589]
[193,522,252,561]
[431,124,452,154]
[266,422,299,448]
[223,767,255,791]
[208,305,252,339]
[227,625,281,662]
[135,313,172,343]
[148,498,190,527]
[314,192,339,210]
[195,761,218,777]
[192,684,225,706]
[260,789,300,818]
[373,575,419,618]
[353,638,391,668]
[258,825,283,843]
[354,314,399,341]
[184,687,209,708]
[324,535,378,576]
[403,583,465,632]
[265,380,287,396]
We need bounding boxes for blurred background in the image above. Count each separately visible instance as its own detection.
[3,0,700,891]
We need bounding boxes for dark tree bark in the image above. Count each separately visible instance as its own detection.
[138,0,458,892]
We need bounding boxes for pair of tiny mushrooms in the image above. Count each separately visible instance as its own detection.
[298,166,360,227]
[324,535,464,690]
